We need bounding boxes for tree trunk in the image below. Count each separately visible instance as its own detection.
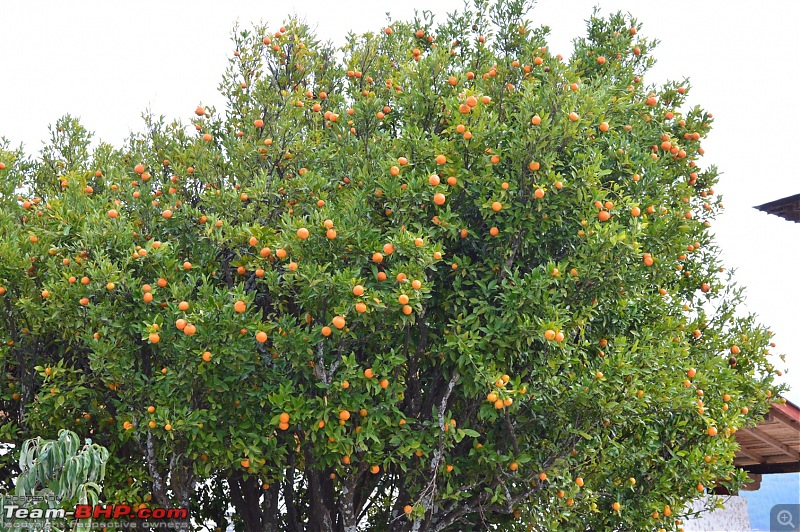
[340,475,358,532]
[169,445,193,530]
[229,470,265,532]
[304,446,335,532]
[261,479,280,532]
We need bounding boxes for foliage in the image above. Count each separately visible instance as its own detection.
[0,429,108,531]
[0,1,787,530]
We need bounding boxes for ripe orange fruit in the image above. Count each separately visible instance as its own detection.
[569,112,579,121]
[321,326,332,337]
[148,332,160,343]
[433,193,446,205]
[372,252,384,263]
[544,330,556,341]
[297,227,310,239]
[256,331,268,343]
[353,285,365,296]
[202,351,212,362]
[254,119,264,128]
[531,114,541,125]
[575,477,584,487]
[332,316,346,329]
[435,154,447,165]
[234,300,246,313]
[491,201,502,212]
[612,501,621,511]
[707,426,718,436]
[339,410,351,421]
[404,505,413,515]
[428,174,440,186]
[509,462,519,471]
[380,379,389,389]
[183,323,197,336]
[134,164,145,174]
[598,210,610,222]
[108,209,119,218]
[687,368,697,378]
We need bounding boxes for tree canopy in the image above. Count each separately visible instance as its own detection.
[0,0,786,530]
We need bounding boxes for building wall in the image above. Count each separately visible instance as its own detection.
[684,495,750,532]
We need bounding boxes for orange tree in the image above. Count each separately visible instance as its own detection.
[0,1,787,530]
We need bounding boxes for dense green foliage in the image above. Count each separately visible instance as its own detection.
[0,1,786,530]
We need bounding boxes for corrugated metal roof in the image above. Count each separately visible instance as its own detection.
[754,193,800,223]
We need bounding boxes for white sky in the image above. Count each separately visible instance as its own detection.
[1,0,798,403]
